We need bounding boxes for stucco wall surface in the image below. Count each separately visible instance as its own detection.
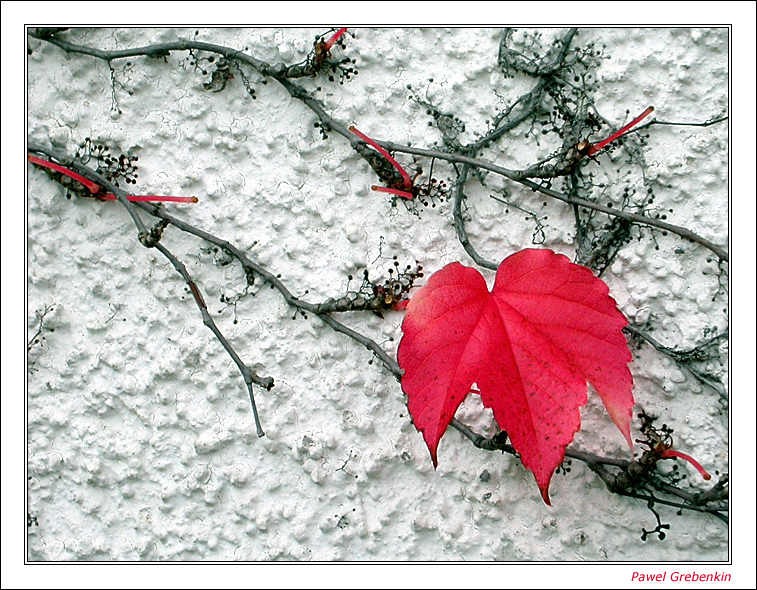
[26,27,729,562]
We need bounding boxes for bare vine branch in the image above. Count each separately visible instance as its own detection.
[27,28,727,531]
[451,418,727,523]
[27,142,274,435]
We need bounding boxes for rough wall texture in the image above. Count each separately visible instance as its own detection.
[27,28,728,561]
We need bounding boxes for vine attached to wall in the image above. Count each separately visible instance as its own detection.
[27,27,728,537]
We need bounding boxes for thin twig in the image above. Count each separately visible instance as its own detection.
[27,304,55,351]
[452,164,498,270]
[153,242,269,436]
[647,115,728,128]
[625,325,727,397]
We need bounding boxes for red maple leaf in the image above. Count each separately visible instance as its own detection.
[397,249,634,504]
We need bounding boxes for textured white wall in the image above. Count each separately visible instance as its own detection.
[25,27,729,563]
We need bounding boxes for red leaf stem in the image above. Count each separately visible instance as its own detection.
[29,154,196,203]
[370,185,414,200]
[99,194,198,203]
[587,106,654,155]
[28,154,100,193]
[323,28,348,51]
[660,448,712,480]
[349,125,412,190]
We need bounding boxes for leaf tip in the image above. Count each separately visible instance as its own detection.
[622,426,634,452]
[423,431,441,469]
[429,449,439,469]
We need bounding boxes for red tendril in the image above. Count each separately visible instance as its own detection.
[349,126,414,197]
[28,154,100,193]
[587,106,654,155]
[371,186,414,200]
[98,194,198,203]
[29,154,196,203]
[323,28,348,51]
[660,448,712,480]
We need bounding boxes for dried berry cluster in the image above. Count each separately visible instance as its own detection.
[75,138,139,189]
[315,258,424,315]
[322,58,358,85]
[408,82,467,151]
[311,29,359,83]
[636,411,678,459]
[313,120,332,140]
[411,171,450,210]
[202,57,235,93]
[185,51,256,97]
[373,258,425,310]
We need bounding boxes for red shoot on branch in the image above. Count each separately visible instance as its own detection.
[323,28,348,51]
[313,28,349,70]
[28,154,100,194]
[370,186,415,199]
[587,106,654,155]
[349,125,414,199]
[29,154,197,203]
[660,448,712,480]
[98,194,199,203]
